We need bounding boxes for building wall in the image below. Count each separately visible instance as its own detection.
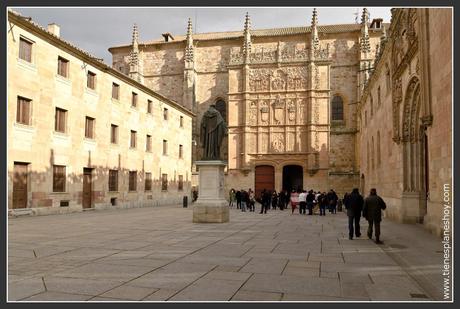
[8,15,193,216]
[358,8,452,236]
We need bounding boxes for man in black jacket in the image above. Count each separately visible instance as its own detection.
[235,190,242,209]
[344,188,364,240]
[363,188,387,244]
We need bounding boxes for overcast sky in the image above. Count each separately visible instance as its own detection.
[12,7,392,64]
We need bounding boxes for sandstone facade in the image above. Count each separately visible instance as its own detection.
[7,10,194,216]
[358,8,452,236]
[109,10,385,197]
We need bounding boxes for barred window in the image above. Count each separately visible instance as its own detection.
[146,135,152,152]
[16,96,31,125]
[147,100,152,114]
[112,83,120,100]
[109,170,118,191]
[179,144,183,159]
[163,140,168,155]
[180,116,184,127]
[130,130,137,148]
[132,92,138,107]
[53,165,66,192]
[161,173,168,191]
[129,171,137,191]
[331,96,344,121]
[145,172,152,191]
[110,124,118,144]
[163,108,168,120]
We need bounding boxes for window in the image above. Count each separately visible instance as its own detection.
[331,96,344,121]
[163,140,168,155]
[180,116,184,127]
[146,135,152,152]
[132,92,138,107]
[385,64,391,93]
[19,37,32,62]
[130,130,137,148]
[110,124,118,144]
[145,172,152,191]
[109,170,118,191]
[87,71,96,90]
[85,116,95,139]
[178,175,184,191]
[129,171,137,191]
[370,95,373,116]
[57,56,69,78]
[16,96,31,125]
[147,100,152,114]
[112,83,119,100]
[371,136,375,171]
[179,144,183,159]
[163,108,168,120]
[55,107,67,133]
[161,173,168,191]
[53,165,66,192]
[215,99,227,121]
[377,86,381,107]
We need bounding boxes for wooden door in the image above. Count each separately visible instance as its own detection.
[83,168,92,209]
[13,163,28,209]
[255,165,274,200]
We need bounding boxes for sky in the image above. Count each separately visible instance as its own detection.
[12,7,392,65]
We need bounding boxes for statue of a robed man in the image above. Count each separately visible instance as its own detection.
[200,105,228,160]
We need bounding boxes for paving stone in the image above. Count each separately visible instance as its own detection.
[169,278,244,301]
[282,266,319,278]
[44,276,124,296]
[239,258,288,275]
[8,277,45,301]
[203,271,252,281]
[22,291,93,301]
[100,285,158,301]
[231,290,283,301]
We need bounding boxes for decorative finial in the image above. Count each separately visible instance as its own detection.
[312,8,318,27]
[185,18,194,64]
[361,8,369,25]
[311,8,320,56]
[132,23,139,47]
[187,17,193,36]
[360,8,371,54]
[243,12,252,63]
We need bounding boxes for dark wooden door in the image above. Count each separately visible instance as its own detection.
[255,165,274,200]
[13,163,28,209]
[83,168,92,209]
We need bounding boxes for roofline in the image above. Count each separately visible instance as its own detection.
[8,10,195,118]
[108,22,390,51]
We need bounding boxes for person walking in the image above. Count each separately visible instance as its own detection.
[260,189,270,214]
[249,188,255,212]
[229,189,236,207]
[327,189,338,214]
[363,188,387,244]
[278,190,286,210]
[306,190,315,215]
[290,190,299,214]
[298,190,307,215]
[235,190,242,210]
[344,188,364,240]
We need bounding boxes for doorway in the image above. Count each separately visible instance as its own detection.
[255,165,274,199]
[13,162,28,209]
[282,165,303,192]
[83,168,93,209]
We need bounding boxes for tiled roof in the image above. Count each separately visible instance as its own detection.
[110,23,389,49]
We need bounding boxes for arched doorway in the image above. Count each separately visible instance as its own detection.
[255,165,274,200]
[282,165,303,192]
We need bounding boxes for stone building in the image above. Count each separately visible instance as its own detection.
[109,9,387,197]
[358,8,452,236]
[7,10,194,216]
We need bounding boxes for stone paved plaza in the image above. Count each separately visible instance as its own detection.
[8,205,446,301]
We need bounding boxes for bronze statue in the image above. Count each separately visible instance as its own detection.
[200,105,227,160]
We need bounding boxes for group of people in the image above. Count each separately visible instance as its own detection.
[228,187,388,244]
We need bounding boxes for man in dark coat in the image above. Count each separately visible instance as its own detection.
[306,190,315,215]
[327,189,338,213]
[345,188,364,240]
[363,188,387,244]
[235,190,242,209]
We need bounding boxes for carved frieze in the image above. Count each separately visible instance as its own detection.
[271,69,287,91]
[259,100,269,124]
[248,100,258,125]
[272,95,284,125]
[287,99,296,123]
[249,69,270,92]
[271,133,284,153]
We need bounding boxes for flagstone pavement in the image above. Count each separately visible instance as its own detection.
[8,204,447,302]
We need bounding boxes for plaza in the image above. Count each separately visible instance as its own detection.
[8,205,444,301]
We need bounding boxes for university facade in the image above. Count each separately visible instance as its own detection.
[7,8,452,236]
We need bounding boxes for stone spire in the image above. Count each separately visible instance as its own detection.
[184,18,194,66]
[243,12,252,63]
[359,8,371,53]
[311,8,320,52]
[129,23,143,83]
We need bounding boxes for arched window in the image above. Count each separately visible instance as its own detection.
[331,95,344,121]
[377,131,381,166]
[215,99,226,122]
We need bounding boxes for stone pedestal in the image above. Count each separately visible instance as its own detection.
[193,160,229,223]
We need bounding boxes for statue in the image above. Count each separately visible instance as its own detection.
[200,104,228,160]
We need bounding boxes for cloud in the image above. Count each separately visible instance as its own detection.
[12,7,391,64]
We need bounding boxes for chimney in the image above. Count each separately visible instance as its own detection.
[47,23,60,37]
